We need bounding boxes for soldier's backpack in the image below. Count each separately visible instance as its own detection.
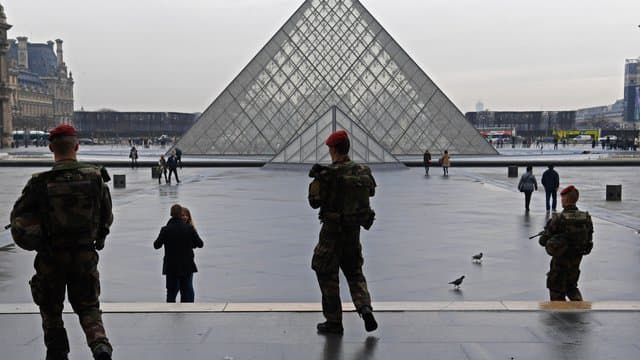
[324,162,376,230]
[10,185,44,251]
[545,234,568,257]
[559,210,594,255]
[39,164,105,248]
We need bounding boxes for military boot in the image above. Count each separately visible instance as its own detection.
[45,351,69,360]
[44,328,70,360]
[316,321,344,335]
[549,291,566,301]
[567,288,583,301]
[91,342,113,360]
[359,305,378,332]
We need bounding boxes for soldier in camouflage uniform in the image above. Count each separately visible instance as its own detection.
[539,185,594,301]
[308,130,378,334]
[10,125,114,360]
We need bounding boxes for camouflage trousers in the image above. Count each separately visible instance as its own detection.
[31,250,111,357]
[547,256,583,301]
[312,224,372,323]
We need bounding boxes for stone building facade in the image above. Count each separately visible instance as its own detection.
[7,34,74,133]
[0,4,12,147]
[465,110,576,137]
[73,111,199,138]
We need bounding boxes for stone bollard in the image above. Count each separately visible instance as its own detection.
[152,167,161,179]
[606,185,621,201]
[508,166,518,178]
[113,174,126,189]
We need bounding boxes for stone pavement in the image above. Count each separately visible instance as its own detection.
[2,305,640,359]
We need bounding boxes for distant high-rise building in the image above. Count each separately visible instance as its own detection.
[475,101,485,112]
[624,58,640,122]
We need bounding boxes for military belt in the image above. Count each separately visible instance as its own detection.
[320,212,342,223]
[50,243,96,251]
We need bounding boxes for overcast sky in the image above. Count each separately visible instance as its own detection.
[5,0,640,113]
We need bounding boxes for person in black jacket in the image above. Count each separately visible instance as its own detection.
[541,165,560,212]
[154,204,203,302]
[167,152,180,183]
[423,149,431,176]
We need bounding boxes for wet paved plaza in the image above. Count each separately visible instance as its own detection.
[1,147,639,359]
[1,161,639,303]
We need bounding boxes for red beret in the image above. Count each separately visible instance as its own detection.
[325,130,349,147]
[49,124,77,140]
[560,185,577,195]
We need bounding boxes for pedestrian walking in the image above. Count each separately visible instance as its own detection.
[153,204,204,303]
[517,165,538,211]
[541,165,560,212]
[423,149,431,176]
[167,151,180,183]
[158,155,168,184]
[440,150,450,176]
[307,130,378,334]
[10,124,114,360]
[129,146,138,168]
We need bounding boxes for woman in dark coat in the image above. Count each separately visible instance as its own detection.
[154,204,204,302]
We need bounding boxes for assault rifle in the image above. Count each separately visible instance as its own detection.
[529,231,544,239]
[529,217,555,240]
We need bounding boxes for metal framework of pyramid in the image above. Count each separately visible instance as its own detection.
[270,106,400,164]
[177,0,496,158]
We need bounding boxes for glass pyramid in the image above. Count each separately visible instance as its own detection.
[177,0,496,158]
[270,106,400,164]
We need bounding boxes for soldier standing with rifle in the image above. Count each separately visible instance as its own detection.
[308,130,378,335]
[10,125,114,360]
[538,185,593,301]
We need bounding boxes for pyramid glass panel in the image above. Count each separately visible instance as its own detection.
[177,0,496,158]
[270,106,400,165]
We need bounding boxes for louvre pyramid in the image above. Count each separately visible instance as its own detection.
[177,0,496,157]
[270,106,400,164]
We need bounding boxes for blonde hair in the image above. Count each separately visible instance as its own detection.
[182,207,195,228]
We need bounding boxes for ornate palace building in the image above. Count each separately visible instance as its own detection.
[7,34,74,132]
[0,4,12,147]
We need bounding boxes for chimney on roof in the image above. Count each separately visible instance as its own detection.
[17,36,28,70]
[55,39,64,68]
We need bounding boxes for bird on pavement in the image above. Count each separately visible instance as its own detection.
[449,275,465,289]
[472,252,483,263]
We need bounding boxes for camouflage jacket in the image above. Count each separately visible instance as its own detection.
[539,205,593,257]
[10,160,113,251]
[308,158,376,230]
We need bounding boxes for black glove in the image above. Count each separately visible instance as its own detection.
[309,163,328,178]
[95,237,105,251]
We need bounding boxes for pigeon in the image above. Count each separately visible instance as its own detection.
[449,275,465,289]
[472,252,483,263]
